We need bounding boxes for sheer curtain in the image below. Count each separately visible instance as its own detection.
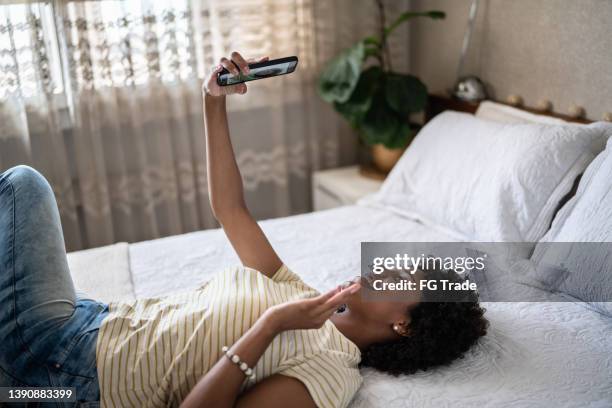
[0,0,410,251]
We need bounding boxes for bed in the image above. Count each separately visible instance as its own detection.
[67,204,612,407]
[67,100,612,407]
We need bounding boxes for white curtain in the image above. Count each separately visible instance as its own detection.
[0,0,410,251]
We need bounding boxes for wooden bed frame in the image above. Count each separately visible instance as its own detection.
[425,93,594,124]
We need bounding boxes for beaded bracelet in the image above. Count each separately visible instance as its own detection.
[221,346,256,380]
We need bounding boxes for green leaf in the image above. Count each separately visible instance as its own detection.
[363,45,381,61]
[386,121,414,149]
[318,42,365,103]
[333,66,382,126]
[384,73,428,114]
[358,87,416,149]
[363,35,380,46]
[385,10,446,37]
[359,91,402,146]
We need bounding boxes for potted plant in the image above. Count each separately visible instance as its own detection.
[318,1,445,173]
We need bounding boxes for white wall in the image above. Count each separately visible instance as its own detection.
[409,0,612,121]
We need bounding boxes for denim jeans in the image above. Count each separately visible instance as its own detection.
[0,166,108,407]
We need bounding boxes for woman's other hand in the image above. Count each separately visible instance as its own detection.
[264,283,360,332]
[203,51,269,97]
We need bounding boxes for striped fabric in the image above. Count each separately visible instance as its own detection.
[96,265,362,408]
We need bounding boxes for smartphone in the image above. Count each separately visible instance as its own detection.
[216,56,298,86]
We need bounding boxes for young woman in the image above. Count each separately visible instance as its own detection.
[0,52,487,408]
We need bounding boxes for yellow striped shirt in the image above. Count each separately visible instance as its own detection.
[96,265,362,408]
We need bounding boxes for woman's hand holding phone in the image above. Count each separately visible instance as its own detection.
[203,51,269,97]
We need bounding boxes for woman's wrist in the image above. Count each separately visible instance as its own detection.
[204,91,225,104]
[260,307,287,334]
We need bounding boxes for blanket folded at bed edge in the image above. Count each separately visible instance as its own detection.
[67,242,135,303]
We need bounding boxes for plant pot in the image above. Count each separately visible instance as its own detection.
[371,144,405,173]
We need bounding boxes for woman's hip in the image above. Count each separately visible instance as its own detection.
[0,298,108,403]
[0,166,108,403]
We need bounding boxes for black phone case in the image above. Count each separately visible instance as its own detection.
[216,56,298,86]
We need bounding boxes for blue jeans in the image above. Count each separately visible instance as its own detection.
[0,166,108,407]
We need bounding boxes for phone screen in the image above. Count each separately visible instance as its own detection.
[218,57,298,86]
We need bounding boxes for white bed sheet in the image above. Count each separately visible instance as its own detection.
[129,205,451,297]
[128,205,612,408]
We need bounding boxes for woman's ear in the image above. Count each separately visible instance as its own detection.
[392,321,410,337]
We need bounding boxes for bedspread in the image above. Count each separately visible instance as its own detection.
[71,205,612,407]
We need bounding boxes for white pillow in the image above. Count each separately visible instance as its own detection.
[536,137,612,243]
[531,137,612,315]
[475,100,569,125]
[363,111,610,242]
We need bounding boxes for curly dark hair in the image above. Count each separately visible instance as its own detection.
[360,267,488,376]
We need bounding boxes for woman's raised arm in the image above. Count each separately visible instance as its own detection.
[203,52,282,277]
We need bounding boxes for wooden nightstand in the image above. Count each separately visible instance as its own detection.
[312,165,384,211]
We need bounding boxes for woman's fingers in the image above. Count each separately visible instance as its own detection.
[222,52,252,76]
[315,286,342,305]
[237,83,247,94]
[211,64,224,75]
[322,284,359,312]
[210,53,267,97]
[230,51,250,74]
[226,83,247,95]
[220,57,239,76]
[203,64,224,95]
[315,288,356,325]
[247,56,270,64]
[316,282,359,307]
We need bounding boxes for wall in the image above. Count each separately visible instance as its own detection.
[409,0,612,121]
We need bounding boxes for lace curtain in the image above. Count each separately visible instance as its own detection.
[0,0,410,251]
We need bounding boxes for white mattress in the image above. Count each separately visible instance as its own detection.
[102,205,612,407]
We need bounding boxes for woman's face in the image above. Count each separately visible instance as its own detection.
[336,271,423,338]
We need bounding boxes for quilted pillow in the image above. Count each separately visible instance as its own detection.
[531,137,612,315]
[363,111,610,242]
